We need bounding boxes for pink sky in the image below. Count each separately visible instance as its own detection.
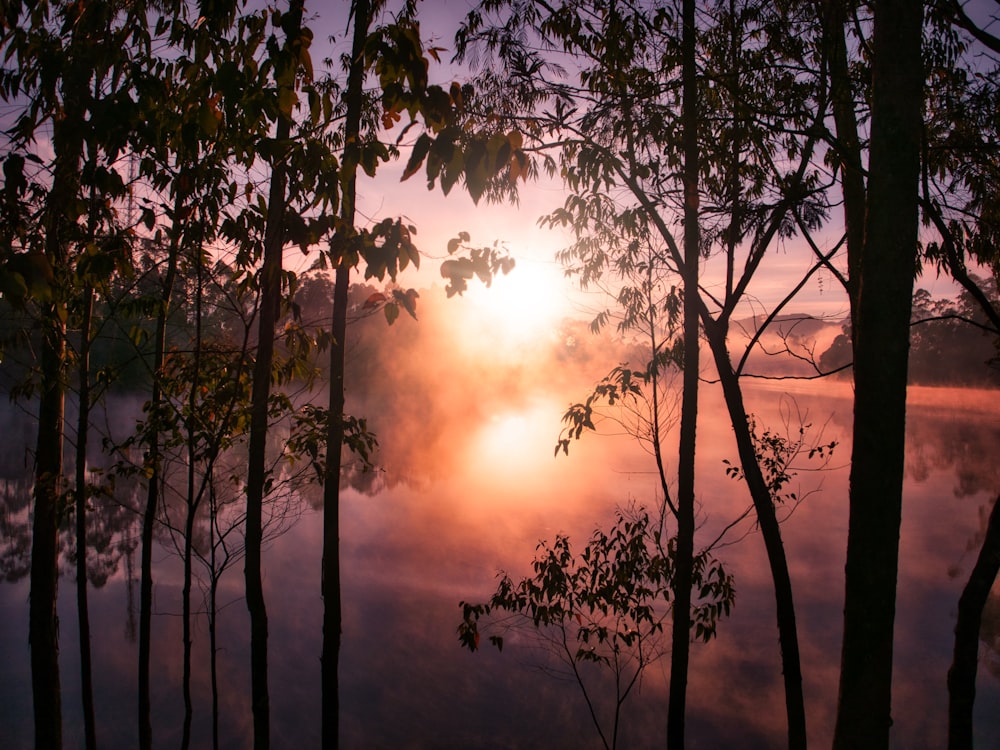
[295,1,964,325]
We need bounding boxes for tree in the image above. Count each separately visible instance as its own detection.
[459,508,734,750]
[831,2,924,746]
[948,495,1000,750]
[550,253,705,746]
[124,8,251,743]
[812,5,999,737]
[320,3,368,744]
[1,1,529,747]
[0,2,154,745]
[318,4,524,746]
[668,2,699,743]
[455,1,831,745]
[919,12,1000,741]
[70,90,135,750]
[919,2,1000,346]
[242,3,307,744]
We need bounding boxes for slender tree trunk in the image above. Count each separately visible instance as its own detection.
[31,308,66,750]
[209,481,222,750]
[948,496,1000,750]
[821,0,866,316]
[244,157,281,750]
[322,263,349,750]
[322,3,369,747]
[181,259,204,750]
[138,195,183,750]
[75,283,97,750]
[245,5,304,746]
[30,59,87,749]
[181,489,196,750]
[138,428,158,750]
[833,2,923,747]
[703,321,807,750]
[666,2,698,746]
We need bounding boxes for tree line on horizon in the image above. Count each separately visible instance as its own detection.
[1,1,999,749]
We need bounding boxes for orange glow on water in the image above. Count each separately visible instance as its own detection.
[472,407,555,478]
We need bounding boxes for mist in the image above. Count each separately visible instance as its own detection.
[3,270,1000,748]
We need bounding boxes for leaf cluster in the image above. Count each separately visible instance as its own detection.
[439,232,516,297]
[458,508,734,657]
[723,414,837,506]
[285,404,379,482]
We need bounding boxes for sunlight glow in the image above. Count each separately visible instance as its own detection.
[470,404,561,488]
[459,259,571,350]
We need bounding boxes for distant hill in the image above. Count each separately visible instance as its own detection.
[729,314,848,378]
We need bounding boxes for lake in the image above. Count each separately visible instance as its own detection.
[2,378,999,748]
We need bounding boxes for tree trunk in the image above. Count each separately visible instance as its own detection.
[833,2,924,747]
[244,147,281,750]
[244,4,304,746]
[322,3,370,747]
[181,487,196,750]
[30,55,88,749]
[821,0,866,315]
[704,320,807,750]
[209,482,222,750]
[181,243,205,750]
[666,2,698,746]
[75,283,97,750]
[948,496,1000,749]
[322,263,349,750]
[138,195,183,750]
[31,308,66,750]
[138,435,158,750]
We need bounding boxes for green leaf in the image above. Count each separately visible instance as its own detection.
[392,288,419,320]
[384,302,399,325]
[440,147,465,195]
[402,133,432,181]
[464,139,488,204]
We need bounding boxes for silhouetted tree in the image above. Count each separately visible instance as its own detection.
[948,496,1000,749]
[455,2,830,744]
[832,1,924,746]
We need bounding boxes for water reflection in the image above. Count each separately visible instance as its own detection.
[2,379,1000,748]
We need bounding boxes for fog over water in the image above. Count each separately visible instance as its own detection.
[2,282,1000,748]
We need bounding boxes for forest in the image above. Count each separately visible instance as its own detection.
[1,0,999,749]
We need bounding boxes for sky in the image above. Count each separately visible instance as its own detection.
[299,0,970,339]
[1,0,970,335]
[286,0,604,333]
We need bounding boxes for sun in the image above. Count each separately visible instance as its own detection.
[457,259,572,349]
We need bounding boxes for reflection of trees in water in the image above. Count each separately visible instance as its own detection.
[0,395,143,587]
[339,462,386,498]
[980,592,1000,681]
[0,398,149,587]
[1,477,32,581]
[821,387,1000,499]
[950,498,1000,683]
[0,457,141,587]
[65,478,141,588]
[0,404,38,581]
[905,410,1000,497]
[0,395,311,590]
